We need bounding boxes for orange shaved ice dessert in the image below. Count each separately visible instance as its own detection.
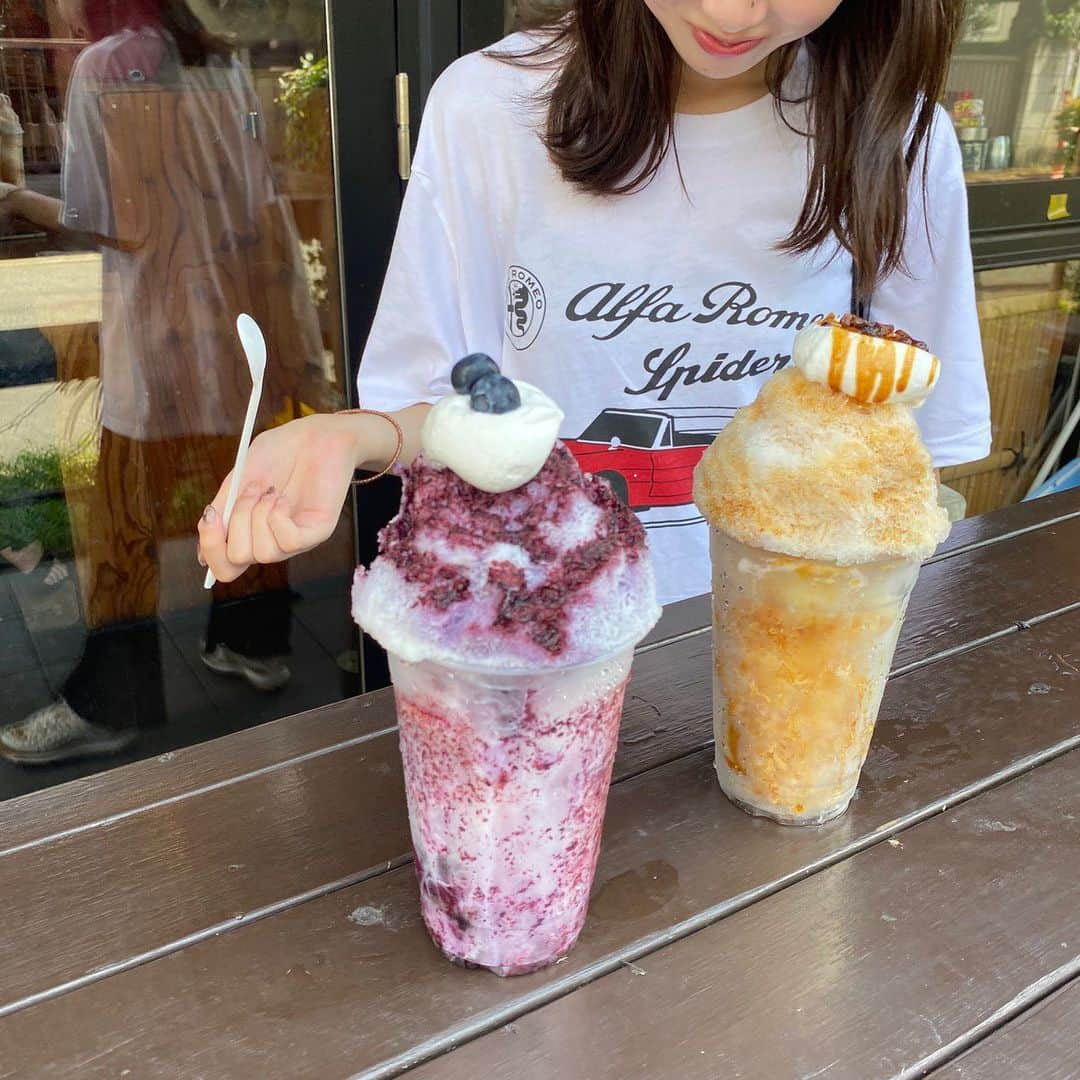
[693,317,950,825]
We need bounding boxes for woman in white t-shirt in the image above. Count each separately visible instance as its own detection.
[200,0,991,606]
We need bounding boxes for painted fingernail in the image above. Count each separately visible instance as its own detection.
[202,505,216,524]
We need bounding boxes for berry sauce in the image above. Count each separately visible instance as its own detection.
[379,444,648,657]
[392,653,631,976]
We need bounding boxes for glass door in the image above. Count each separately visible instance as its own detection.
[952,0,1080,185]
[947,1,1080,511]
[950,260,1080,513]
[0,0,365,796]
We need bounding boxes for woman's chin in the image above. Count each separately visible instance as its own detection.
[678,47,767,84]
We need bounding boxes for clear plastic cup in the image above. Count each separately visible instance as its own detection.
[710,529,920,825]
[388,647,634,976]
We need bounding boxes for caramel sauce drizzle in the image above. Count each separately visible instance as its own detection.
[829,328,932,403]
[897,346,916,393]
[828,330,848,393]
[725,718,743,775]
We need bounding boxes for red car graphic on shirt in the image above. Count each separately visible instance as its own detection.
[564,407,735,510]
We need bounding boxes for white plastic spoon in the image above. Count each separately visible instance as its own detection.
[204,314,267,589]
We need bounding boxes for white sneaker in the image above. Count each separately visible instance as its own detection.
[201,644,291,692]
[0,700,136,765]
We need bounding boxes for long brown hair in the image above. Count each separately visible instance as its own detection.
[505,1,964,301]
[83,0,230,67]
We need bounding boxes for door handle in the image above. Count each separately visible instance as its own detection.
[395,73,411,181]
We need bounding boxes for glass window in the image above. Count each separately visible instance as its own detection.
[949,0,1080,180]
[0,0,355,797]
[942,260,1080,513]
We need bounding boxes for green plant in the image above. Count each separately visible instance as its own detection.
[0,442,93,556]
[1044,0,1080,39]
[1060,258,1080,315]
[163,471,216,536]
[277,53,330,169]
[1056,97,1080,171]
[962,0,999,40]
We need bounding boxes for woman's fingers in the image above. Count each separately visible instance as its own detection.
[224,482,264,567]
[267,495,332,557]
[197,503,249,583]
[195,416,357,578]
[250,486,288,564]
[208,468,235,520]
[197,484,287,581]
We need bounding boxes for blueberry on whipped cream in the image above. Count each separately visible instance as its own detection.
[450,354,522,415]
[451,353,499,394]
[469,371,521,414]
[422,357,564,493]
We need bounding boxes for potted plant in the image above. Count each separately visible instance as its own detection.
[276,52,330,174]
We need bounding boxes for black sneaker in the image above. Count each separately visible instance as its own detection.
[201,644,291,692]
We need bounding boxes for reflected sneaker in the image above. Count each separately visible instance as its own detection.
[201,645,291,692]
[0,699,136,765]
[0,540,43,574]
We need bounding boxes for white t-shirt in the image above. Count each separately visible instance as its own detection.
[358,35,992,606]
[62,28,320,441]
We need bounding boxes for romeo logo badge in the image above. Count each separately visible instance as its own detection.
[505,265,546,351]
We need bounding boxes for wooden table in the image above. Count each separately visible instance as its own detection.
[2,490,1078,1079]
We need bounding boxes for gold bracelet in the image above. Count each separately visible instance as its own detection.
[336,409,405,486]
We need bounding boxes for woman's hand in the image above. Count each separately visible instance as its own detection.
[0,185,63,231]
[197,406,428,583]
[197,414,363,582]
[0,182,21,230]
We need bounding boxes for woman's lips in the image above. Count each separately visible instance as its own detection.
[690,25,763,57]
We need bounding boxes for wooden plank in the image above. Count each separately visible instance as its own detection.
[930,486,1080,560]
[892,511,1080,672]
[640,512,1080,678]
[0,609,703,855]
[0,692,396,855]
[638,593,709,649]
[1,516,1076,1016]
[2,609,1075,1076]
[930,978,1080,1079]
[408,753,1080,1080]
[643,489,1080,653]
[4,465,1072,856]
[0,254,102,331]
[0,629,709,1014]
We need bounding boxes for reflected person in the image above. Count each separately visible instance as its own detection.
[0,0,323,763]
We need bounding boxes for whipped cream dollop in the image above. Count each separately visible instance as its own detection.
[421,380,564,493]
[794,317,940,408]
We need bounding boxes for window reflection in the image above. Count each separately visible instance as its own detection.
[942,260,1080,513]
[950,0,1080,180]
[0,0,352,794]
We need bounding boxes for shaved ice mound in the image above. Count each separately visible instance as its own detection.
[353,443,660,670]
